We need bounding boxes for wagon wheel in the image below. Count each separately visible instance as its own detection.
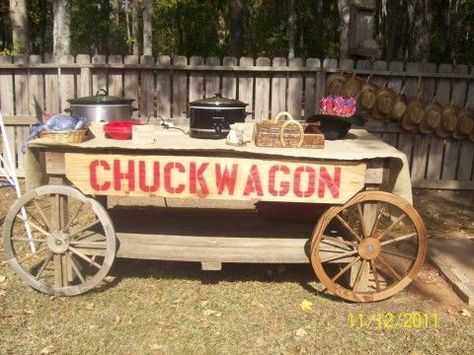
[2,185,116,296]
[310,191,427,302]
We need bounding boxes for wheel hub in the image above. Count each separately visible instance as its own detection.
[47,231,70,254]
[357,237,381,260]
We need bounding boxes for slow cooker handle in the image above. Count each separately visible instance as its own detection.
[96,89,108,96]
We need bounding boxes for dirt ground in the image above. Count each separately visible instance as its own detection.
[0,186,473,354]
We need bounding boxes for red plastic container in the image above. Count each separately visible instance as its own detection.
[103,121,141,140]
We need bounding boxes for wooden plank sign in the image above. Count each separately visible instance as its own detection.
[65,154,366,204]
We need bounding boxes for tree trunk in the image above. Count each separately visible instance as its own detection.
[338,0,351,59]
[53,0,71,56]
[229,0,243,57]
[9,0,29,54]
[407,0,431,62]
[143,0,152,56]
[131,0,139,55]
[288,0,296,59]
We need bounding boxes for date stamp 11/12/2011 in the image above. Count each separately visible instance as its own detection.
[348,312,439,329]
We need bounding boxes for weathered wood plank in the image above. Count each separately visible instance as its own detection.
[13,56,29,174]
[123,55,139,115]
[221,57,237,99]
[411,134,430,182]
[91,55,107,96]
[419,62,437,101]
[107,55,123,97]
[441,140,460,180]
[155,55,171,119]
[205,56,220,98]
[426,136,444,180]
[404,62,421,100]
[139,55,155,118]
[44,54,59,114]
[254,57,271,121]
[371,60,388,87]
[188,56,204,103]
[387,61,404,92]
[238,57,254,121]
[288,57,303,120]
[451,65,469,107]
[436,64,453,105]
[321,58,338,96]
[457,141,474,181]
[304,58,320,117]
[172,56,188,124]
[58,55,75,113]
[76,54,91,98]
[271,57,287,117]
[27,56,44,117]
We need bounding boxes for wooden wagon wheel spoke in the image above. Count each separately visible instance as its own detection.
[321,249,359,263]
[376,256,403,281]
[33,199,53,232]
[66,252,86,283]
[310,191,427,302]
[69,247,102,269]
[35,254,53,280]
[16,214,52,239]
[376,214,407,240]
[380,232,417,246]
[352,259,367,291]
[24,207,47,231]
[357,203,368,238]
[64,201,85,231]
[321,235,356,248]
[370,260,381,291]
[335,214,362,242]
[67,219,101,240]
[3,185,116,296]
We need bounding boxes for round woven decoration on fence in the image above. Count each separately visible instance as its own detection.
[375,86,397,116]
[454,108,474,139]
[358,82,378,110]
[401,97,425,132]
[341,75,363,98]
[326,74,347,96]
[389,94,408,121]
[419,101,442,134]
[436,104,458,138]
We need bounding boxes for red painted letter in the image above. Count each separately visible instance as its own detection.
[268,165,290,196]
[164,162,185,194]
[113,160,135,191]
[243,165,264,196]
[190,162,209,195]
[139,161,160,193]
[89,160,111,191]
[215,164,238,195]
[294,166,316,197]
[318,167,341,198]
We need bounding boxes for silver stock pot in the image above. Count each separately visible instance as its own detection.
[66,89,137,123]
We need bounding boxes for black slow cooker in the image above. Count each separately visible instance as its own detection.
[188,93,249,139]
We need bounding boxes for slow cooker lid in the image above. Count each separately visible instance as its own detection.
[189,93,247,107]
[67,89,135,105]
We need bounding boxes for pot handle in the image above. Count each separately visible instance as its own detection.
[96,89,108,96]
[64,108,71,113]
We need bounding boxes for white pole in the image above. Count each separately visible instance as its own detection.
[0,112,36,252]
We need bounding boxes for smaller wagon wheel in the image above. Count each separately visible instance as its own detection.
[310,191,427,302]
[2,185,116,296]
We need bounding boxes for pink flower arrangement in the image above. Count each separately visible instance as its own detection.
[319,96,357,117]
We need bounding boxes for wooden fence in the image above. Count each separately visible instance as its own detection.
[0,54,473,189]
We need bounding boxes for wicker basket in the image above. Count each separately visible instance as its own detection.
[255,112,324,149]
[39,129,87,144]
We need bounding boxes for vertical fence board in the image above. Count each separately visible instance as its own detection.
[77,54,91,98]
[304,58,320,117]
[189,56,204,102]
[92,55,107,95]
[398,134,414,171]
[44,55,59,114]
[411,134,430,181]
[58,55,75,113]
[388,62,404,92]
[420,63,437,101]
[123,55,139,116]
[139,55,155,118]
[108,55,123,97]
[28,55,44,117]
[339,59,354,72]
[288,58,303,120]
[451,65,469,107]
[436,64,453,105]
[222,57,237,99]
[238,57,254,121]
[457,142,474,180]
[442,140,460,180]
[155,55,171,119]
[404,62,420,99]
[271,57,287,117]
[254,57,271,121]
[13,56,29,174]
[372,61,388,87]
[0,56,15,174]
[426,136,444,180]
[321,59,338,98]
[172,56,188,124]
[205,56,220,97]
[467,65,474,107]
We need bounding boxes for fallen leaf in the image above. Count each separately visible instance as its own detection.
[295,327,308,338]
[203,309,217,316]
[299,300,313,312]
[460,309,471,318]
[85,303,94,310]
[0,275,6,283]
[40,345,55,354]
[200,300,209,307]
[113,314,121,324]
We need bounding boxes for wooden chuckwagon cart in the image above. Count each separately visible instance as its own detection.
[2,128,427,302]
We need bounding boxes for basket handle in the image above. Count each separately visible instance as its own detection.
[279,120,304,148]
[273,111,294,123]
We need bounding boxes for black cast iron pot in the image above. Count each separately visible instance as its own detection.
[188,93,249,139]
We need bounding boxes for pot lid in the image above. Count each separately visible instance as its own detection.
[189,93,247,107]
[67,89,135,105]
